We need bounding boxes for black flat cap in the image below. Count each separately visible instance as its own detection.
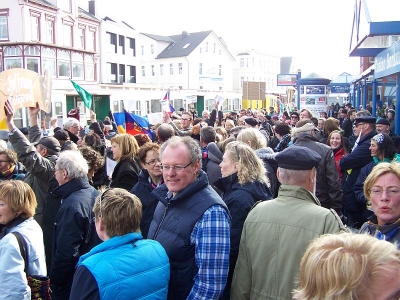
[244,117,259,127]
[275,145,321,170]
[353,116,376,125]
[376,118,390,126]
[33,137,61,152]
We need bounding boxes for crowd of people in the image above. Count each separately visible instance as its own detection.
[0,98,399,300]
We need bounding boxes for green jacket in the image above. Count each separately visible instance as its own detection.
[231,185,345,300]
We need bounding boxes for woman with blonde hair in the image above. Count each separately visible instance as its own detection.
[109,134,142,190]
[214,141,272,299]
[0,181,47,298]
[293,233,400,300]
[237,127,279,197]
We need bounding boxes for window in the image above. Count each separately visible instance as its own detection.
[107,32,117,53]
[128,37,135,56]
[213,43,216,53]
[199,47,202,53]
[57,49,70,77]
[119,35,125,54]
[46,19,54,44]
[199,63,202,75]
[199,86,203,90]
[31,15,40,41]
[128,65,135,83]
[0,12,9,40]
[219,65,222,76]
[219,49,221,55]
[107,62,117,82]
[240,58,245,68]
[119,64,125,83]
[151,65,155,76]
[169,63,173,75]
[183,43,190,49]
[178,63,182,74]
[87,29,96,51]
[150,44,154,54]
[78,27,85,49]
[4,46,22,70]
[72,52,83,79]
[42,47,56,77]
[141,45,144,55]
[25,46,40,73]
[160,64,164,75]
[63,24,73,47]
[84,55,94,81]
[205,42,208,52]
[141,66,145,76]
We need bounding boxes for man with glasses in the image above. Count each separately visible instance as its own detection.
[63,117,80,144]
[50,150,101,300]
[289,111,300,127]
[165,111,193,137]
[340,116,377,229]
[148,136,230,299]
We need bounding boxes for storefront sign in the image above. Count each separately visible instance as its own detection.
[277,74,297,86]
[375,40,400,79]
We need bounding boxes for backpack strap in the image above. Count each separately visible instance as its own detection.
[11,232,29,275]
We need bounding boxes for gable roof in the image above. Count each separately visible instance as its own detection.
[78,7,100,22]
[141,33,174,43]
[27,0,57,9]
[156,30,213,59]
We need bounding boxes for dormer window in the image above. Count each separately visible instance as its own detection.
[183,43,191,49]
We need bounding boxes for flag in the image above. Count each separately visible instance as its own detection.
[70,79,92,109]
[277,99,285,118]
[113,111,153,138]
[162,90,170,101]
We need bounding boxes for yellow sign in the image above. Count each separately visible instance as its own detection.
[0,68,52,120]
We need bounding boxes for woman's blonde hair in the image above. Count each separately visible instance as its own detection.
[236,127,267,150]
[225,141,268,185]
[110,133,139,162]
[0,181,37,219]
[294,233,400,300]
[93,188,142,237]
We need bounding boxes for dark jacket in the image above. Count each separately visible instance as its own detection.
[148,171,229,300]
[339,130,376,212]
[255,147,279,197]
[341,118,353,138]
[214,173,272,258]
[0,161,26,181]
[130,169,161,238]
[9,125,58,227]
[110,157,141,190]
[360,215,400,248]
[66,130,79,144]
[50,177,101,300]
[204,142,223,194]
[294,133,343,215]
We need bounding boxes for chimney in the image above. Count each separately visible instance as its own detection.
[182,31,188,38]
[89,0,96,16]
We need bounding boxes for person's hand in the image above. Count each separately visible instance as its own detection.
[4,99,15,125]
[90,110,96,122]
[29,102,40,118]
[163,111,171,123]
[214,101,219,110]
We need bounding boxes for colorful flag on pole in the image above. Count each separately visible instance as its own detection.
[113,110,153,139]
[162,90,170,101]
[70,79,92,109]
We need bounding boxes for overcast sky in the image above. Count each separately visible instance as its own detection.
[93,0,362,79]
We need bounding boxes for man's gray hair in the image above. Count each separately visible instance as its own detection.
[56,150,88,179]
[160,136,202,169]
[63,117,79,130]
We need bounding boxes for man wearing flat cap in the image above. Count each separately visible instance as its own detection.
[4,99,60,227]
[292,119,343,216]
[339,115,377,229]
[231,146,345,300]
[376,118,400,148]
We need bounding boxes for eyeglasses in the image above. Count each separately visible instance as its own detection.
[234,144,240,159]
[353,123,364,128]
[0,160,9,163]
[145,159,160,166]
[369,188,400,197]
[181,118,191,121]
[160,161,192,172]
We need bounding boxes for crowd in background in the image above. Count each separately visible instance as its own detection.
[0,97,399,300]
